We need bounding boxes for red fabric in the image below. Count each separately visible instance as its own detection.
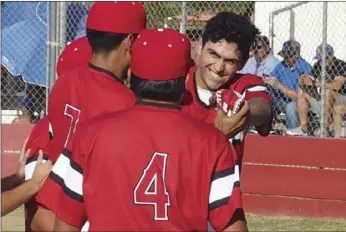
[54,103,242,230]
[182,66,271,165]
[131,28,191,81]
[86,2,146,33]
[24,117,50,232]
[56,37,91,76]
[36,65,135,213]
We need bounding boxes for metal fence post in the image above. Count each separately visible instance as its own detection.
[180,1,187,34]
[268,13,275,53]
[320,1,328,138]
[46,2,58,114]
[58,2,67,55]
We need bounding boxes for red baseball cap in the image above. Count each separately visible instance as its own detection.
[56,36,92,76]
[131,28,192,81]
[86,2,146,34]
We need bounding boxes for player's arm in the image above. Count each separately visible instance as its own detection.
[35,75,82,227]
[50,128,89,231]
[1,174,24,193]
[208,141,248,232]
[54,217,80,231]
[20,117,56,231]
[245,75,273,136]
[2,151,52,216]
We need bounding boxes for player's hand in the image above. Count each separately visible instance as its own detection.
[31,150,53,190]
[214,101,250,139]
[16,138,30,180]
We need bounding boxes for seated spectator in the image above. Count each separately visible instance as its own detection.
[264,40,311,131]
[11,111,31,124]
[239,35,279,76]
[333,103,346,138]
[291,44,346,136]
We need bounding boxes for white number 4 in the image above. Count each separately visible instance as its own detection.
[133,152,170,221]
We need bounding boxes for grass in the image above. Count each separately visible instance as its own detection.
[3,207,346,231]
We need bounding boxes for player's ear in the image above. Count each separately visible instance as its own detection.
[125,34,137,51]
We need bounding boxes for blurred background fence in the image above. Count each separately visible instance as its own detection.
[1,1,346,138]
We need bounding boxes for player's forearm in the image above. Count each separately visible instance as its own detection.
[223,220,248,232]
[1,179,40,216]
[223,209,248,232]
[1,174,23,192]
[30,207,56,232]
[248,98,273,136]
[54,218,80,232]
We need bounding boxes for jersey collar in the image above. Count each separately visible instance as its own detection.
[136,99,181,110]
[88,63,124,84]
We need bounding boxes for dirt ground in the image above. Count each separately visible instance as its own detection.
[2,207,346,231]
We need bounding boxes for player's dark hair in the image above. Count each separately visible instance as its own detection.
[130,74,185,102]
[86,29,130,53]
[201,11,260,61]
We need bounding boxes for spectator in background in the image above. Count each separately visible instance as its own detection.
[334,103,346,138]
[291,44,346,136]
[264,40,312,131]
[11,111,31,124]
[240,35,279,76]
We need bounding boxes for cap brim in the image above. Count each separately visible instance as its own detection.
[314,54,322,60]
[277,50,285,57]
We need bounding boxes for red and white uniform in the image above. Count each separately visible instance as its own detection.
[24,35,92,232]
[49,28,244,231]
[24,117,50,232]
[36,1,146,225]
[182,66,271,165]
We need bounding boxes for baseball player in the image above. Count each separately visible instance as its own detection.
[182,12,273,168]
[49,28,247,232]
[24,36,91,231]
[35,1,146,230]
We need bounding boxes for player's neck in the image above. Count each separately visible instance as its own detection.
[195,67,210,91]
[139,99,180,107]
[90,54,124,82]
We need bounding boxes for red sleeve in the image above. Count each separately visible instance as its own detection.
[24,117,51,225]
[233,74,271,105]
[25,117,50,180]
[47,74,81,163]
[208,142,243,231]
[41,124,90,228]
[36,74,83,216]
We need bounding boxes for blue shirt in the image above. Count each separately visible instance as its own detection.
[239,54,280,76]
[270,57,312,91]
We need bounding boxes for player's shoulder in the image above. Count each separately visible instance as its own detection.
[57,65,86,80]
[26,116,50,160]
[229,73,265,92]
[232,73,264,85]
[78,109,130,134]
[180,112,228,143]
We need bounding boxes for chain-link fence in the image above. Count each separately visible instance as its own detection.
[1,2,88,123]
[1,1,346,139]
[252,2,346,138]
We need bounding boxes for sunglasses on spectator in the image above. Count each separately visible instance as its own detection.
[251,45,263,50]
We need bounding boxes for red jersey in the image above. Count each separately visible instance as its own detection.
[36,64,135,216]
[50,102,242,231]
[24,117,50,232]
[182,66,271,164]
